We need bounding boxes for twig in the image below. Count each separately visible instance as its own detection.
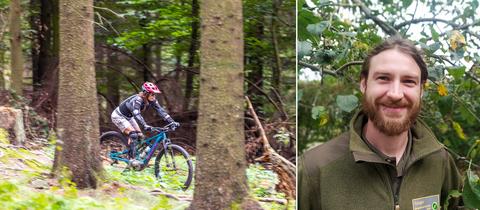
[150,189,192,201]
[245,79,286,119]
[93,6,124,18]
[271,87,289,121]
[99,44,158,81]
[257,197,287,205]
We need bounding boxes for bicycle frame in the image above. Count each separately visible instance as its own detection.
[109,130,171,166]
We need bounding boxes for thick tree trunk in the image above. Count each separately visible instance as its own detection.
[190,1,262,209]
[53,0,103,189]
[183,0,199,111]
[271,0,282,91]
[9,0,24,95]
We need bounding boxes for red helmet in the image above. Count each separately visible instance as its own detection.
[141,82,161,94]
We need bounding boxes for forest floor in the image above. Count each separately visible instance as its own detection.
[0,131,295,210]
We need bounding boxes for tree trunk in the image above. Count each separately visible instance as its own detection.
[30,0,40,90]
[154,43,162,77]
[183,0,199,111]
[246,18,264,111]
[0,50,5,90]
[106,52,120,112]
[53,0,103,189]
[9,0,24,95]
[271,0,282,91]
[142,43,150,82]
[38,0,58,88]
[190,1,262,209]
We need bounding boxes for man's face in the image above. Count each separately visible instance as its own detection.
[360,49,423,136]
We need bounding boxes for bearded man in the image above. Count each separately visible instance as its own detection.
[299,37,462,210]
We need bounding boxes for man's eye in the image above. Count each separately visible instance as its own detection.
[404,80,417,85]
[377,76,389,81]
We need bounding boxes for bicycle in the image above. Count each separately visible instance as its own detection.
[99,123,194,190]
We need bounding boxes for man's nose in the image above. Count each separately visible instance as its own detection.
[386,81,404,100]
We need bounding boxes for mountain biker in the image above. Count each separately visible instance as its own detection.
[111,82,180,166]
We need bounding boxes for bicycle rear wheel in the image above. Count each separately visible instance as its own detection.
[99,131,128,165]
[154,144,193,190]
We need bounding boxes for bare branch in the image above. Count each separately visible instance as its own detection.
[352,0,398,36]
[299,61,363,77]
[395,18,460,30]
[298,61,337,77]
[335,61,364,74]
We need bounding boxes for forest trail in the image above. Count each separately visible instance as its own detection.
[0,136,293,209]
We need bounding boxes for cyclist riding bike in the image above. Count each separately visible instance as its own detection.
[111,82,180,167]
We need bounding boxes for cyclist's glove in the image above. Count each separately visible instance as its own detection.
[169,122,180,130]
[144,125,152,132]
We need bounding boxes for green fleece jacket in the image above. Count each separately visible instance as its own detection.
[299,111,462,210]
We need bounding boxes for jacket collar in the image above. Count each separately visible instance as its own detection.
[349,110,444,165]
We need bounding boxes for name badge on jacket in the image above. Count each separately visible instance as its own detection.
[412,194,440,210]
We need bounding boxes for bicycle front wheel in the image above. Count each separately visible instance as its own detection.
[154,144,193,190]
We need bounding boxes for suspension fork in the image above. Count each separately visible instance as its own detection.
[162,139,177,168]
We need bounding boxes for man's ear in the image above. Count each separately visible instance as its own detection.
[360,77,366,94]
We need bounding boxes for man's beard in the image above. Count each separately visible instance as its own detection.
[362,93,421,136]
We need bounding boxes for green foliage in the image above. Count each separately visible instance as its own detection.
[335,95,358,113]
[0,128,8,144]
[463,168,480,208]
[298,0,480,166]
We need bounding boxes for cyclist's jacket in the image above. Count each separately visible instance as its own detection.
[299,110,462,210]
[114,94,174,127]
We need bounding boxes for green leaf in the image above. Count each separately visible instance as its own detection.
[336,95,358,112]
[298,41,312,59]
[298,9,321,41]
[428,43,441,53]
[447,66,465,81]
[430,26,439,42]
[443,190,462,208]
[428,65,444,81]
[402,0,413,7]
[463,169,480,208]
[437,95,453,116]
[307,21,329,36]
[311,106,326,120]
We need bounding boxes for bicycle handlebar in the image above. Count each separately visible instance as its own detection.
[151,122,178,133]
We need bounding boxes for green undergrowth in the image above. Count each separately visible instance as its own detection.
[247,163,296,210]
[0,138,294,209]
[0,178,189,210]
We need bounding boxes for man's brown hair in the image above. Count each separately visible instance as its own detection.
[361,36,428,84]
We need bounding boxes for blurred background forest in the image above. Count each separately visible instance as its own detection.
[0,0,296,159]
[298,0,479,206]
[0,0,296,208]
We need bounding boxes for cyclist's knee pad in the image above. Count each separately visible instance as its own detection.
[128,131,139,141]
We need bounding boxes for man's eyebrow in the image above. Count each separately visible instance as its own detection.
[371,72,392,77]
[402,75,419,81]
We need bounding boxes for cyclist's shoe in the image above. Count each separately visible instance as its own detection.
[128,159,143,171]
